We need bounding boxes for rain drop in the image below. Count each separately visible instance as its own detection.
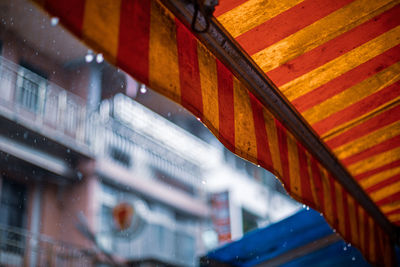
[51,17,59,26]
[352,257,356,261]
[96,53,104,63]
[140,84,147,94]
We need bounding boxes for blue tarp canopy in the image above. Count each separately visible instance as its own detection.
[202,209,372,267]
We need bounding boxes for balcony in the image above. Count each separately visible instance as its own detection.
[0,56,92,160]
[0,224,95,267]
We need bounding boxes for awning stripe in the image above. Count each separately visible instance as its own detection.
[118,0,151,85]
[236,0,353,55]
[267,5,400,87]
[33,0,397,264]
[292,44,400,114]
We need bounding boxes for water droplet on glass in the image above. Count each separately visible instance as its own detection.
[201,180,206,185]
[352,257,355,261]
[167,112,171,117]
[343,246,347,251]
[347,243,351,247]
[85,50,94,63]
[67,149,71,153]
[51,17,59,26]
[140,84,147,94]
[306,206,309,210]
[77,172,83,180]
[302,204,306,208]
[257,165,260,167]
[197,117,201,121]
[96,53,104,63]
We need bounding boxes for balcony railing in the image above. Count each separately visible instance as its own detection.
[0,224,94,267]
[0,56,90,150]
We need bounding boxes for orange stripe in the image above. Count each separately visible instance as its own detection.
[310,158,325,212]
[233,78,257,160]
[347,195,359,246]
[267,5,400,86]
[176,19,203,119]
[276,120,291,188]
[217,60,235,152]
[287,133,301,197]
[82,0,121,63]
[358,206,366,255]
[307,153,321,210]
[263,110,283,177]
[368,217,377,263]
[236,0,353,55]
[198,43,220,134]
[320,166,334,225]
[298,143,313,206]
[334,181,345,237]
[148,0,181,103]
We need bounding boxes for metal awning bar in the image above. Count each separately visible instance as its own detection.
[160,0,398,241]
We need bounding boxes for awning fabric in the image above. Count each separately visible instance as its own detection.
[32,0,398,265]
[204,209,371,266]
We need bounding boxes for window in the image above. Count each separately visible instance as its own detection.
[16,62,47,113]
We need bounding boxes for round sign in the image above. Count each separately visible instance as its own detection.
[111,201,146,239]
[112,202,134,231]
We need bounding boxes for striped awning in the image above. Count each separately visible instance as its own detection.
[32,0,399,265]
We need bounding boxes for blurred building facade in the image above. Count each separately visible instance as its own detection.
[0,1,298,266]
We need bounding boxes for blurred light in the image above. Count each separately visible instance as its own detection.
[96,53,104,63]
[140,84,147,94]
[85,51,94,63]
[50,17,59,26]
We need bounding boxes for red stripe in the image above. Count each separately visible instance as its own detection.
[342,135,400,166]
[366,174,400,193]
[314,80,400,135]
[236,0,353,55]
[292,45,400,113]
[326,104,400,149]
[175,19,203,119]
[342,189,351,241]
[44,0,86,37]
[275,120,290,187]
[249,93,274,169]
[376,192,400,206]
[214,0,248,17]
[267,6,400,86]
[310,159,325,212]
[217,60,235,152]
[298,143,314,206]
[117,0,151,84]
[355,159,400,181]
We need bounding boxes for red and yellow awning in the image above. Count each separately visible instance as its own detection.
[33,0,399,265]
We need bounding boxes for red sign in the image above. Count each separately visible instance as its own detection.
[211,191,231,244]
[112,202,134,231]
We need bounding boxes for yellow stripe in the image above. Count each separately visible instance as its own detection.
[380,200,400,214]
[370,180,400,202]
[217,0,304,38]
[263,109,283,177]
[388,213,400,222]
[348,147,400,176]
[82,0,121,63]
[149,0,181,103]
[358,206,365,253]
[333,122,400,160]
[252,0,398,72]
[233,78,258,161]
[361,166,400,189]
[280,26,400,101]
[320,166,334,225]
[347,195,359,246]
[198,43,219,134]
[287,132,302,197]
[334,181,345,236]
[303,62,400,125]
[307,152,320,209]
[368,217,376,262]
